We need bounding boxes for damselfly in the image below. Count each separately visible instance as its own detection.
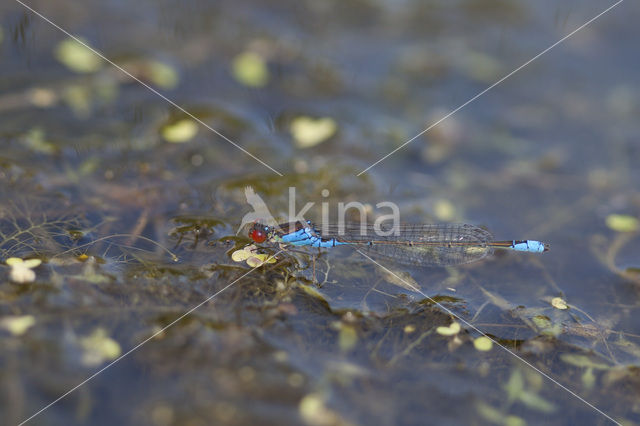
[248,221,548,267]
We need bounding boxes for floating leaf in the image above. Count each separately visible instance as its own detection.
[551,297,568,310]
[290,116,337,148]
[55,38,103,73]
[404,324,416,334]
[436,321,461,336]
[80,328,121,366]
[473,336,493,351]
[232,245,276,267]
[299,393,342,426]
[246,253,276,267]
[23,259,42,268]
[148,61,179,89]
[6,257,41,283]
[605,214,639,232]
[231,52,269,88]
[245,256,261,267]
[162,119,198,143]
[231,249,251,262]
[0,315,36,336]
[433,199,456,221]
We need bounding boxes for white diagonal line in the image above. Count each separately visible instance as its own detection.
[355,249,621,425]
[17,250,284,426]
[357,0,625,176]
[14,0,284,177]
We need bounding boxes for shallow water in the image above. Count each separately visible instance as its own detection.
[1,0,639,425]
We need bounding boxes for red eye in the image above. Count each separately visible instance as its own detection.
[249,228,267,243]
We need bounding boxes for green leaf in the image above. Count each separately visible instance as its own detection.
[518,390,556,413]
[475,401,504,424]
[298,283,330,303]
[582,367,596,390]
[0,315,36,336]
[231,52,269,88]
[551,297,568,310]
[290,116,337,148]
[605,214,639,232]
[55,38,103,73]
[504,369,524,403]
[80,328,121,366]
[559,354,610,370]
[338,325,358,352]
[162,119,199,143]
[473,336,493,351]
[436,321,461,336]
[148,61,179,89]
[505,415,527,426]
[532,315,551,329]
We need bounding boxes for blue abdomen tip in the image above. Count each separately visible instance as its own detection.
[512,240,547,253]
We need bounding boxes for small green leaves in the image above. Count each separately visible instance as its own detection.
[582,367,596,390]
[505,369,525,403]
[290,116,337,148]
[605,214,639,232]
[231,245,276,267]
[338,324,358,352]
[504,369,556,413]
[404,324,416,334]
[551,297,568,310]
[6,257,42,283]
[531,315,562,337]
[473,336,493,351]
[161,119,199,143]
[55,38,103,73]
[433,199,456,221]
[231,52,269,88]
[436,321,461,336]
[147,60,179,89]
[299,393,343,425]
[0,315,36,336]
[559,353,610,370]
[79,328,122,366]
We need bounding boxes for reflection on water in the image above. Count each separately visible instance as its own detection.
[0,0,639,424]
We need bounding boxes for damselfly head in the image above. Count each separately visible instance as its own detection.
[248,222,269,243]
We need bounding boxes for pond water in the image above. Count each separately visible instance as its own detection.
[1,0,639,425]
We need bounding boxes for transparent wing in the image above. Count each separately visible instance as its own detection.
[316,223,494,266]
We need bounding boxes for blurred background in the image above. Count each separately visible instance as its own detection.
[1,0,639,424]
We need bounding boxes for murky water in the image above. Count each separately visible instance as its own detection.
[1,0,639,425]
